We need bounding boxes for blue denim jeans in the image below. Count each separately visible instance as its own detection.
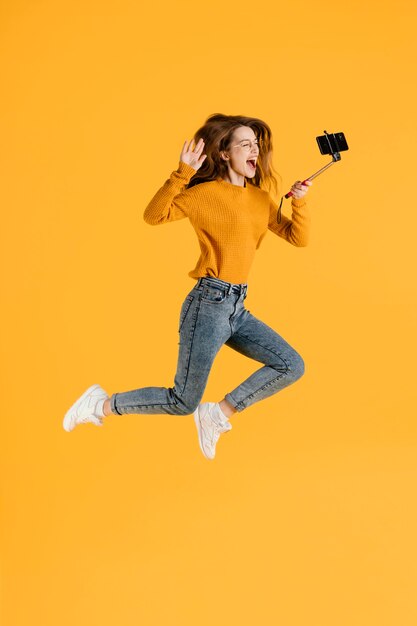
[110,276,305,416]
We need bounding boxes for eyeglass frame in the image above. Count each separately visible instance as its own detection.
[230,139,260,152]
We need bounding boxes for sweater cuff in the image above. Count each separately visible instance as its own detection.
[178,160,198,179]
[291,196,307,209]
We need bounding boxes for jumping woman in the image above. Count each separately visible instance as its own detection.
[63,113,312,460]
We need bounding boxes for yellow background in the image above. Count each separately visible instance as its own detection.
[1,1,417,624]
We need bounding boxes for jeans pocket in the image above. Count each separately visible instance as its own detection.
[201,285,227,304]
[178,295,194,333]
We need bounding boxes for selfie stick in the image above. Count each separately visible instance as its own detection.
[285,132,342,199]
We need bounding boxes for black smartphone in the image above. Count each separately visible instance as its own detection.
[316,132,349,156]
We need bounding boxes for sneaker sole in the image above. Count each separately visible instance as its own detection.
[63,384,103,432]
[193,407,214,460]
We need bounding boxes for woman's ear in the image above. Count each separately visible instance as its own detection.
[220,151,229,162]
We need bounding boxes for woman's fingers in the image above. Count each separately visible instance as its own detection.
[193,138,204,154]
[182,140,190,157]
[292,180,313,189]
[290,179,312,198]
[180,138,206,170]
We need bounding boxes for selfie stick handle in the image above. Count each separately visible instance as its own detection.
[284,155,340,199]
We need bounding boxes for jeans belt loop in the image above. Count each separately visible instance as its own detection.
[227,283,233,295]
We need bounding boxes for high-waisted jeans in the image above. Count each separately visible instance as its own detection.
[110,276,305,416]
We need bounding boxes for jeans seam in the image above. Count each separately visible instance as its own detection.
[112,391,182,414]
[228,295,238,334]
[231,373,284,411]
[178,293,202,396]
[178,296,194,333]
[117,402,179,412]
[241,371,288,405]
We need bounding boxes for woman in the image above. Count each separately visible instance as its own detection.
[63,113,312,460]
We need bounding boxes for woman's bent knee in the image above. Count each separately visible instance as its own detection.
[290,352,305,379]
[170,389,200,415]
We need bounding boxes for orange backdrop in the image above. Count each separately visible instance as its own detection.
[1,1,417,624]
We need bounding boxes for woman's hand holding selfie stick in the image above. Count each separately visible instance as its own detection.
[288,179,313,199]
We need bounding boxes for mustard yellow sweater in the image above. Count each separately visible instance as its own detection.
[143,161,311,284]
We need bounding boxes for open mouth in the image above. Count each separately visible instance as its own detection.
[246,159,256,170]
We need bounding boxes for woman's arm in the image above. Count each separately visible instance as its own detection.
[143,138,207,225]
[143,161,196,225]
[267,181,312,246]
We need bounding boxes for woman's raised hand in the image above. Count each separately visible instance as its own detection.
[180,138,207,170]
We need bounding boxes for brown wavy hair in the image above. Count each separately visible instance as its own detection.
[186,113,282,201]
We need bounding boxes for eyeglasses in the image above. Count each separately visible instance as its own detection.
[231,139,260,152]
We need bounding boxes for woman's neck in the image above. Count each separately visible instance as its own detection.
[222,173,247,187]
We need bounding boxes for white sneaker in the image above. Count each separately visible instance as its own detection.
[63,384,109,432]
[193,402,232,460]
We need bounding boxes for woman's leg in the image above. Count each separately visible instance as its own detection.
[107,287,232,416]
[223,309,305,412]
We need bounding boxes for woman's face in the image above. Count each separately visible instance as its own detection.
[221,126,260,179]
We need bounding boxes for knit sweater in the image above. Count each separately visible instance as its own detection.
[143,160,311,284]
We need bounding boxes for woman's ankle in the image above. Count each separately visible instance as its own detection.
[218,398,237,418]
[103,398,113,416]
